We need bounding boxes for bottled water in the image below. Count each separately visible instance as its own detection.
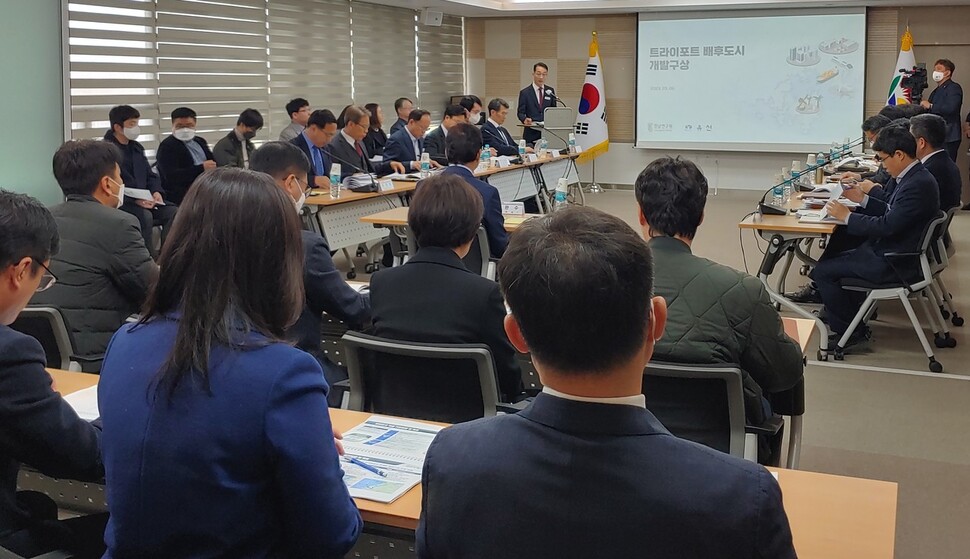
[420,152,430,179]
[329,163,342,199]
[554,177,569,210]
[518,139,526,160]
[482,144,491,169]
[568,133,576,154]
[772,184,785,207]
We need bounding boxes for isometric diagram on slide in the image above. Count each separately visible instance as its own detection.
[787,46,820,67]
[818,38,859,55]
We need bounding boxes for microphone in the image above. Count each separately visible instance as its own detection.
[549,90,570,109]
[326,147,380,193]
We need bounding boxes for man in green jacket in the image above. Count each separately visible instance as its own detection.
[635,157,803,462]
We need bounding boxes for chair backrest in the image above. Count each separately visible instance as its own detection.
[931,205,959,272]
[341,331,500,423]
[9,306,76,370]
[641,361,747,458]
[459,227,491,278]
[914,211,948,285]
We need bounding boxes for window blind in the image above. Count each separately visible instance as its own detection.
[155,0,269,147]
[417,14,464,123]
[67,0,160,154]
[350,1,417,128]
[268,0,353,137]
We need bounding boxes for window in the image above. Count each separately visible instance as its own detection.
[417,14,464,122]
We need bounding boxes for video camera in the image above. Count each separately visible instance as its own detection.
[899,66,929,103]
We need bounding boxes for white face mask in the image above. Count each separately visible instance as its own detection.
[469,111,481,124]
[933,71,945,83]
[108,178,125,209]
[173,128,196,142]
[294,190,306,213]
[123,125,141,141]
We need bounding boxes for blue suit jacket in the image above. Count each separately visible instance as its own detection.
[291,133,332,186]
[441,165,509,258]
[389,118,407,136]
[383,128,425,170]
[848,162,940,256]
[417,393,796,559]
[98,318,362,557]
[517,84,557,143]
[928,80,964,142]
[481,121,519,157]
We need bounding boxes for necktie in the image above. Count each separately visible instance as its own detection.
[499,127,510,146]
[537,87,542,108]
[355,141,367,169]
[311,146,324,176]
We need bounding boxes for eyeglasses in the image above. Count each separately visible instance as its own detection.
[35,260,58,293]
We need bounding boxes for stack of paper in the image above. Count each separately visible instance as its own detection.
[344,173,379,192]
[340,415,442,504]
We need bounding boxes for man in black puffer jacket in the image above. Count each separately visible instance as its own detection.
[635,157,804,463]
[31,140,157,371]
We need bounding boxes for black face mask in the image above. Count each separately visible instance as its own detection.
[243,130,257,140]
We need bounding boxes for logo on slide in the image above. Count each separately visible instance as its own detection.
[579,83,600,115]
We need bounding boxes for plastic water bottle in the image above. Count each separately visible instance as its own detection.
[329,163,342,199]
[830,142,839,161]
[568,133,576,154]
[772,174,784,207]
[420,152,430,179]
[518,139,526,160]
[538,138,548,158]
[843,136,851,155]
[554,177,569,210]
[815,152,826,185]
[482,144,491,169]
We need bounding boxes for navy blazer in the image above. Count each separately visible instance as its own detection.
[423,126,447,166]
[383,128,425,170]
[0,325,102,548]
[291,133,333,187]
[928,80,964,142]
[326,134,396,181]
[848,162,940,256]
[98,318,362,557]
[370,247,522,400]
[441,165,509,258]
[417,393,796,559]
[922,150,963,210]
[389,118,407,136]
[103,130,163,195]
[481,121,520,157]
[155,135,214,205]
[517,84,557,143]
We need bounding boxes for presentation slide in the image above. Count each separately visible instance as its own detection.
[635,10,866,152]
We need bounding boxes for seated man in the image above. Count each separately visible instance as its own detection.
[155,106,217,206]
[0,190,105,558]
[417,206,795,559]
[279,97,310,142]
[103,105,178,257]
[441,123,509,258]
[814,126,940,347]
[213,108,263,169]
[31,140,157,367]
[636,157,803,461]
[389,97,413,135]
[481,98,533,157]
[369,174,523,402]
[290,109,337,190]
[383,109,441,172]
[911,113,963,211]
[423,104,467,166]
[326,105,405,181]
[250,142,370,407]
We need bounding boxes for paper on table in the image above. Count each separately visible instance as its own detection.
[63,385,100,421]
[125,188,164,205]
[340,415,443,503]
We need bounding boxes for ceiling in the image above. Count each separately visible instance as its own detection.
[366,0,970,17]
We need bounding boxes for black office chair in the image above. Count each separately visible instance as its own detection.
[642,362,784,464]
[0,547,71,559]
[459,228,496,280]
[9,307,95,372]
[341,331,505,423]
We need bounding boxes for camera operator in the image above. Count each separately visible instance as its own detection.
[921,59,963,161]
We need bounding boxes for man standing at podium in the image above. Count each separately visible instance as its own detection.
[518,62,557,147]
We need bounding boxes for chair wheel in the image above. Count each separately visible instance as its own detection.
[816,349,828,361]
[799,265,811,276]
[953,315,964,327]
[941,307,951,320]
[364,263,377,273]
[935,335,949,348]
[356,247,366,257]
[946,336,957,348]
[834,348,845,361]
[346,271,356,280]
[929,359,944,373]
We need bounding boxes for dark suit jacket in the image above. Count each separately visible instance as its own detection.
[155,135,214,205]
[417,393,796,559]
[326,134,396,181]
[423,126,447,166]
[103,130,162,195]
[441,165,509,258]
[99,318,362,557]
[383,128,425,169]
[290,133,333,187]
[389,118,407,136]
[0,325,102,546]
[481,121,519,157]
[212,131,256,168]
[30,196,156,359]
[517,84,557,143]
[848,162,940,256]
[370,247,522,400]
[922,150,963,210]
[928,80,964,142]
[363,127,388,157]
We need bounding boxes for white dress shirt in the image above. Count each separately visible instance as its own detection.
[542,386,646,409]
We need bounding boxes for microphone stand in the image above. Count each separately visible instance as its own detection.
[327,149,380,193]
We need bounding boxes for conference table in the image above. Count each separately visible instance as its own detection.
[739,198,838,360]
[35,369,896,559]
